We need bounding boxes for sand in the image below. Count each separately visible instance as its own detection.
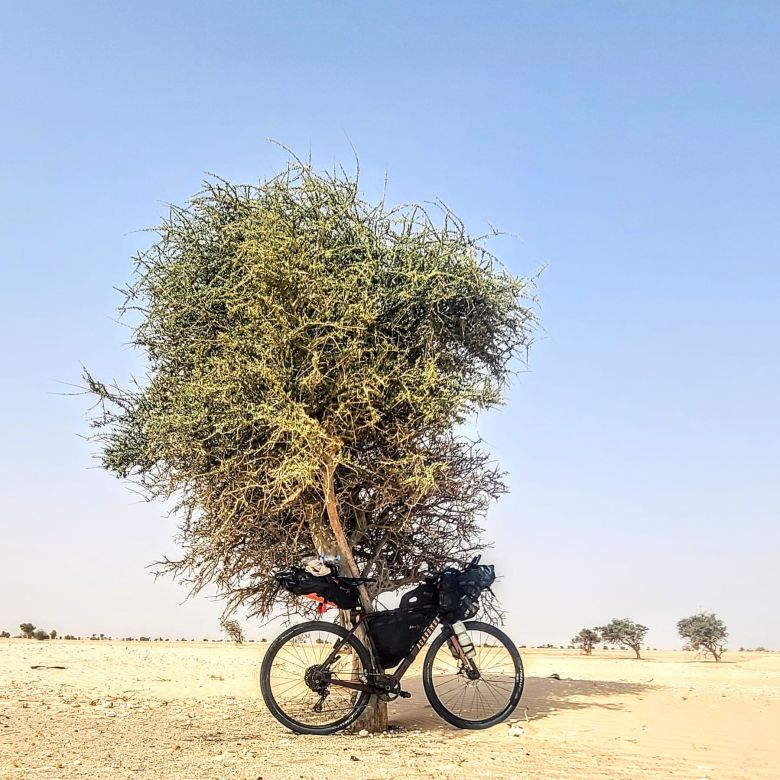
[0,638,777,779]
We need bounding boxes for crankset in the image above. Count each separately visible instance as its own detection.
[369,673,411,701]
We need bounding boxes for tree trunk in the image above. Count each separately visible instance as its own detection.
[633,646,641,659]
[322,462,388,733]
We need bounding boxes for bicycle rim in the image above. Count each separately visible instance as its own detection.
[260,622,371,734]
[423,621,524,729]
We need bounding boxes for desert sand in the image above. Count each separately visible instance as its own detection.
[0,638,777,779]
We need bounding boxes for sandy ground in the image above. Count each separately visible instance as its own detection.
[0,638,778,779]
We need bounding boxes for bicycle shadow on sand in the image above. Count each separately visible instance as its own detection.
[389,675,652,731]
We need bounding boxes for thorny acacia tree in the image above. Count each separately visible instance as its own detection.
[598,618,649,659]
[86,158,536,621]
[677,612,727,661]
[571,628,601,655]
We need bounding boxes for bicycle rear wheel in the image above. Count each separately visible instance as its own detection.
[260,621,372,735]
[423,621,524,729]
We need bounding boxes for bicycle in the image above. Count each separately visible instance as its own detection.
[260,556,525,734]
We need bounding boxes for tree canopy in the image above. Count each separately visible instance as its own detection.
[86,158,537,619]
[677,612,727,661]
[598,618,648,659]
[571,628,600,655]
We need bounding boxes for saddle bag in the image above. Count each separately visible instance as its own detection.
[275,566,360,611]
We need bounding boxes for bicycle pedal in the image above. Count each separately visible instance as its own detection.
[399,690,411,699]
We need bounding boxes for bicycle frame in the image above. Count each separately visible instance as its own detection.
[314,607,476,695]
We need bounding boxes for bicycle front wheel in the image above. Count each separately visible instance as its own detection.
[423,621,524,729]
[260,621,372,735]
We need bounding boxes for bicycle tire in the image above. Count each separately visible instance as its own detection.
[260,621,373,735]
[422,620,524,729]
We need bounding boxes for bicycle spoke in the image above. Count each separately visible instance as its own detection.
[428,627,522,724]
[265,625,368,730]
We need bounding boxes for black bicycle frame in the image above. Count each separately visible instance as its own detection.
[315,607,476,695]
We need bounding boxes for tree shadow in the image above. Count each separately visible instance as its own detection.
[390,675,651,731]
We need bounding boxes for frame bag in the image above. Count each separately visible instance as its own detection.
[368,609,435,669]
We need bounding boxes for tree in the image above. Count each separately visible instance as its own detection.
[85,157,536,730]
[49,630,57,640]
[571,628,600,655]
[221,619,244,644]
[598,618,648,659]
[677,612,727,661]
[20,623,35,639]
[0,631,10,639]
[33,629,49,641]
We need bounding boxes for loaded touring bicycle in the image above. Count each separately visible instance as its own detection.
[260,556,525,734]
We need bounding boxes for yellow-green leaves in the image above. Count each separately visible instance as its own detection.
[86,159,537,616]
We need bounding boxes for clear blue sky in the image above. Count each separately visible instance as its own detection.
[1,2,777,648]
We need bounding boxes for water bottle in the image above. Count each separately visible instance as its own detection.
[452,620,475,658]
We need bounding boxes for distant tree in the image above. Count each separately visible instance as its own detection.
[33,629,49,641]
[571,628,601,655]
[139,636,151,642]
[49,630,57,640]
[20,623,35,639]
[221,619,244,644]
[64,635,77,640]
[261,638,267,643]
[0,631,10,639]
[677,612,728,662]
[598,618,648,659]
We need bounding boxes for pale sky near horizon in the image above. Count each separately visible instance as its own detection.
[1,2,778,649]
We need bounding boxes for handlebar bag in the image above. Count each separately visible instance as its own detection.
[454,564,495,620]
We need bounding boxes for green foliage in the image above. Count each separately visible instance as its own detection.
[49,630,57,639]
[86,157,537,617]
[0,631,10,639]
[598,618,648,659]
[571,628,601,655]
[677,612,727,661]
[19,623,35,639]
[33,629,49,641]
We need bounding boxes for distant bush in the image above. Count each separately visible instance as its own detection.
[49,630,57,640]
[220,619,244,644]
[33,629,49,641]
[64,635,77,640]
[139,636,151,642]
[754,646,768,652]
[0,631,10,639]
